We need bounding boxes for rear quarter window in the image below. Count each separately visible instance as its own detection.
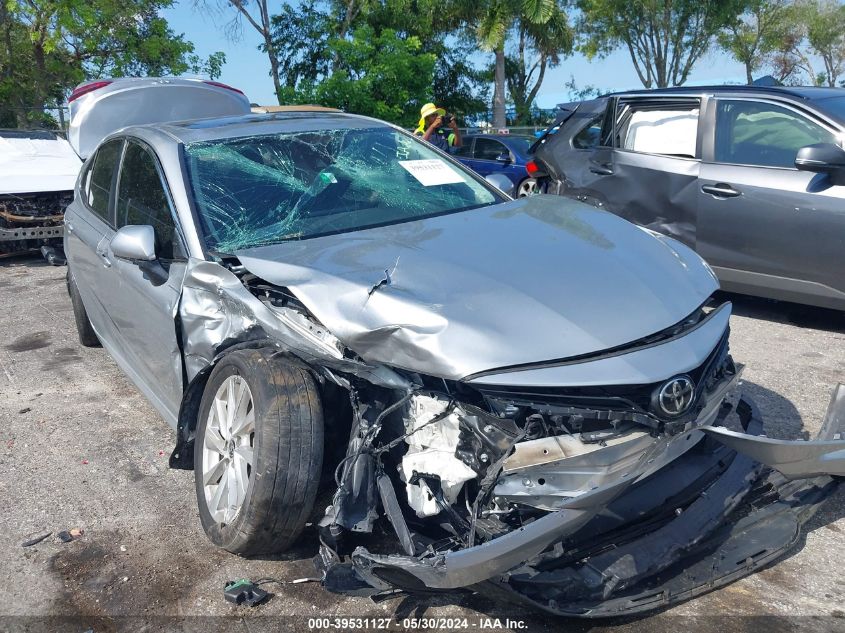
[572,115,604,149]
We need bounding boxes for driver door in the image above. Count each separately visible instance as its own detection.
[99,139,188,425]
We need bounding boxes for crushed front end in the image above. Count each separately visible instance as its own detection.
[0,191,69,256]
[173,252,844,617]
[307,303,844,616]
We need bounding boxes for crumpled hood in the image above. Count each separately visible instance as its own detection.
[236,195,718,380]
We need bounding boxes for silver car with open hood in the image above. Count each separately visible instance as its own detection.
[63,80,845,617]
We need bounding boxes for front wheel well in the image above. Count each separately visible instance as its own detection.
[168,341,350,471]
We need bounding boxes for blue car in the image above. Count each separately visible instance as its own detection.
[453,134,539,196]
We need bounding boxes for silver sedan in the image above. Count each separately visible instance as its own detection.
[64,102,845,616]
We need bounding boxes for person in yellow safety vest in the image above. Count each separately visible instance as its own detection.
[414,103,462,152]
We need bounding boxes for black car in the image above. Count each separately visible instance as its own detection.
[531,86,845,311]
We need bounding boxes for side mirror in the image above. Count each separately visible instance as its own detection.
[795,143,845,185]
[111,225,156,262]
[485,173,515,197]
[495,152,512,164]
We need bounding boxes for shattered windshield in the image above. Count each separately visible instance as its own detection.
[183,126,501,251]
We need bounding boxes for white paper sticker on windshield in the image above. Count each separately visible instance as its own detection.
[399,159,464,186]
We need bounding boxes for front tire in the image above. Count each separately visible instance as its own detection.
[194,348,323,556]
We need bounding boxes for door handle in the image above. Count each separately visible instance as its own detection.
[95,245,112,268]
[701,183,741,198]
[65,222,74,234]
[590,164,613,176]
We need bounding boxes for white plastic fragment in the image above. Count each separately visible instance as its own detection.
[401,394,476,517]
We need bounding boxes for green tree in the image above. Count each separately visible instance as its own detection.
[431,40,490,121]
[803,0,845,86]
[578,0,746,88]
[289,26,436,124]
[1,0,223,128]
[269,3,333,91]
[769,0,845,86]
[505,5,572,124]
[466,0,558,128]
[269,0,488,122]
[718,0,794,84]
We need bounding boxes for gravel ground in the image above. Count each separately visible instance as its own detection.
[1,255,844,633]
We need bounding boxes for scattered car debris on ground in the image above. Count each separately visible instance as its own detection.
[57,528,84,542]
[21,532,52,547]
[223,579,270,606]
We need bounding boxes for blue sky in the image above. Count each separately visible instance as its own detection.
[163,2,752,110]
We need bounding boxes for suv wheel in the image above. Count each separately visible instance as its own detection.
[194,348,323,555]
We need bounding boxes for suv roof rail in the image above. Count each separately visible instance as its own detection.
[605,84,829,100]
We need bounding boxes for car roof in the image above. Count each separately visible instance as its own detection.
[127,110,392,145]
[607,85,845,101]
[471,134,535,150]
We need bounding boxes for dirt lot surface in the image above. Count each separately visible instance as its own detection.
[1,255,844,633]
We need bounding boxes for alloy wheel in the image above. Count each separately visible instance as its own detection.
[517,178,538,197]
[201,375,255,524]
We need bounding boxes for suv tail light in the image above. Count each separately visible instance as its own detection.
[203,80,245,96]
[68,80,113,103]
[526,160,540,175]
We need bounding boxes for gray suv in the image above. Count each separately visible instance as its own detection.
[63,79,844,617]
[532,86,845,311]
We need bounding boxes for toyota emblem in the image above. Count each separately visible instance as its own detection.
[655,376,695,417]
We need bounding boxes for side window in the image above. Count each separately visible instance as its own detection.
[452,140,473,157]
[617,101,700,157]
[714,100,837,168]
[86,139,123,223]
[572,115,604,149]
[474,138,508,161]
[116,141,181,260]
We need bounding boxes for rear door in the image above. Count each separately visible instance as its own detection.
[697,97,845,307]
[64,138,124,349]
[99,138,188,423]
[582,96,704,249]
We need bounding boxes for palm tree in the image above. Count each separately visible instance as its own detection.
[465,0,558,127]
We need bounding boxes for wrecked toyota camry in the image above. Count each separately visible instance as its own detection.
[64,85,844,617]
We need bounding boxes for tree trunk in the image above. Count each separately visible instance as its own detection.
[265,33,282,102]
[746,63,754,85]
[493,44,506,129]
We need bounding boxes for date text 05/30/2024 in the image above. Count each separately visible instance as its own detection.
[307,618,529,630]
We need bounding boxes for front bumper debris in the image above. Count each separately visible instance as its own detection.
[321,387,844,617]
[0,192,69,255]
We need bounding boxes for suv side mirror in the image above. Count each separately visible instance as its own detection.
[111,225,156,261]
[795,143,845,185]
